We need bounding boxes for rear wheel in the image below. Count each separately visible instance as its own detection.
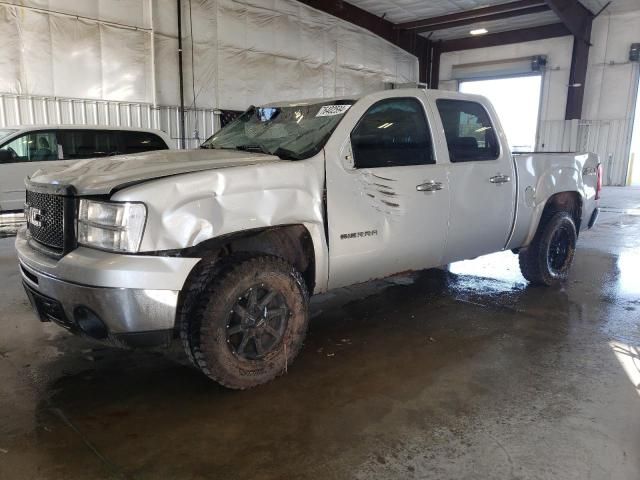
[181,254,309,389]
[519,211,577,286]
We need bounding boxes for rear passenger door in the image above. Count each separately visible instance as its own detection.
[434,97,516,263]
[325,94,450,289]
[59,130,120,159]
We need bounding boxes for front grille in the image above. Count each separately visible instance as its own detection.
[25,190,65,251]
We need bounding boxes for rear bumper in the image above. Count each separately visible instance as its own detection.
[16,228,201,347]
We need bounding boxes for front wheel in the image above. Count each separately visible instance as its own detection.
[181,254,310,389]
[519,211,577,286]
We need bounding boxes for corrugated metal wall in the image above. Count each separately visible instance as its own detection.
[538,118,634,186]
[0,93,219,149]
[537,119,579,153]
[578,120,635,186]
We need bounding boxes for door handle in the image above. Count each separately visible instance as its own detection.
[416,181,443,192]
[490,174,511,184]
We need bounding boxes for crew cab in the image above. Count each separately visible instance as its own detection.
[16,89,601,389]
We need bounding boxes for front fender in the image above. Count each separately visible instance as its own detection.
[111,154,330,292]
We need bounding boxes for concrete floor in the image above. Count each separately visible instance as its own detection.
[1,187,639,480]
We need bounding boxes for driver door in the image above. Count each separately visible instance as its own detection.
[325,93,450,289]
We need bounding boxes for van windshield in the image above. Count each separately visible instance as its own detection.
[0,129,17,144]
[201,101,355,160]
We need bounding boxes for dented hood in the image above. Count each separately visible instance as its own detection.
[27,149,284,195]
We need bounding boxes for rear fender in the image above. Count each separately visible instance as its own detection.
[525,170,584,247]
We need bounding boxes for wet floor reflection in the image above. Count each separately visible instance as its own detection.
[615,250,640,297]
[448,250,526,292]
[611,341,640,398]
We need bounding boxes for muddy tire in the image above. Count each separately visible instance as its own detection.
[519,211,577,286]
[181,254,309,389]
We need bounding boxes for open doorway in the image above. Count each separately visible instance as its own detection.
[459,75,542,153]
[629,74,640,186]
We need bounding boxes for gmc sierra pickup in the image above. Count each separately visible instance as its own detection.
[16,89,601,389]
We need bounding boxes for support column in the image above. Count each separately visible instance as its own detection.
[565,30,591,120]
[429,42,442,90]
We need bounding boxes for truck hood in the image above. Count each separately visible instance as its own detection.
[27,149,283,195]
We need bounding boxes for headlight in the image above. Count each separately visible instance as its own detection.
[77,200,147,253]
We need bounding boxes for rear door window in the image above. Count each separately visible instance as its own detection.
[59,130,121,159]
[0,131,60,163]
[121,131,168,154]
[436,99,500,162]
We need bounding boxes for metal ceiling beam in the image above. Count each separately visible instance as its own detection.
[397,0,550,33]
[403,5,550,33]
[543,0,593,44]
[441,23,570,52]
[295,0,426,57]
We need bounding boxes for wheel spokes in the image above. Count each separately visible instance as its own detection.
[232,303,249,319]
[227,324,244,336]
[254,336,265,356]
[237,332,251,354]
[266,307,287,320]
[263,324,280,338]
[258,290,277,308]
[247,288,258,309]
[227,284,289,360]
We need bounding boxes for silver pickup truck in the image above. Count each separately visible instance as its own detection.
[16,89,601,389]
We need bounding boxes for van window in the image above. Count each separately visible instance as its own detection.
[436,99,500,162]
[0,131,60,163]
[59,130,119,159]
[350,98,434,168]
[122,132,168,154]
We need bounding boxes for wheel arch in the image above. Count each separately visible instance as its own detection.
[181,224,319,294]
[524,190,583,246]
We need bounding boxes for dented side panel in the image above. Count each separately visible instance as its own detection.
[110,154,330,292]
[507,152,599,250]
[323,90,451,289]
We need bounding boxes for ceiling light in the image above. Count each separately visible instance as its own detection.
[470,28,488,36]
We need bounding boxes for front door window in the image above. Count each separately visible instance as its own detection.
[0,131,60,163]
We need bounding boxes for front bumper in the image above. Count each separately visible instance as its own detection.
[16,228,201,347]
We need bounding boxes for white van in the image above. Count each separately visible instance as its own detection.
[0,125,174,213]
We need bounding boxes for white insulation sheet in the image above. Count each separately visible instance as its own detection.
[0,0,418,111]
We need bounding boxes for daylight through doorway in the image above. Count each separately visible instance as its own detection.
[460,75,542,154]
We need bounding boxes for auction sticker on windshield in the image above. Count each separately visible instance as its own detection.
[316,105,351,117]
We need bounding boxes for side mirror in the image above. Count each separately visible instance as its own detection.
[0,149,12,163]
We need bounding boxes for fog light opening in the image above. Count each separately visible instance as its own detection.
[74,306,109,340]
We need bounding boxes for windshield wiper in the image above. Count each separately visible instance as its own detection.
[235,144,272,155]
[273,147,301,160]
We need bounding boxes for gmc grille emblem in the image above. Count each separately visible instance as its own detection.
[27,206,44,227]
